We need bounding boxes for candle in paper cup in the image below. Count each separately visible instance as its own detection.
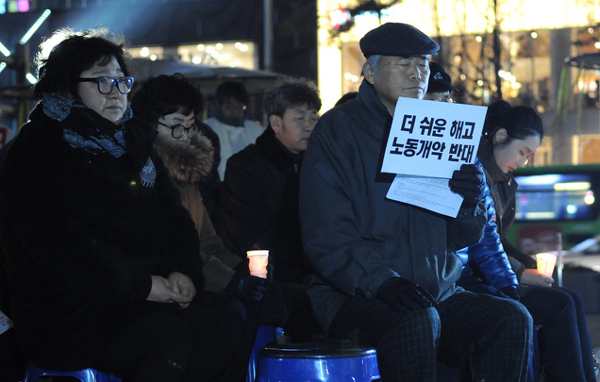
[536,252,557,277]
[247,250,269,278]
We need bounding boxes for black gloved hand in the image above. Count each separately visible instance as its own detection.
[500,285,520,301]
[448,162,486,209]
[376,277,438,313]
[226,270,267,304]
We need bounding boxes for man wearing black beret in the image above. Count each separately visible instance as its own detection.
[299,22,533,381]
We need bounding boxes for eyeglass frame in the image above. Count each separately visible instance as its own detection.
[156,121,200,139]
[76,76,135,95]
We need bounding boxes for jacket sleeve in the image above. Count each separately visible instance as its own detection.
[151,152,204,290]
[217,151,274,255]
[460,183,518,290]
[0,125,148,302]
[0,122,202,303]
[503,239,537,270]
[199,203,242,292]
[299,117,399,297]
[446,199,487,252]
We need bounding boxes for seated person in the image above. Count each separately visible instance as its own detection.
[0,27,244,382]
[456,100,596,382]
[215,80,323,342]
[423,61,459,103]
[299,22,533,381]
[130,71,286,326]
[204,81,264,180]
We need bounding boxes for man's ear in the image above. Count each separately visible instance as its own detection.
[493,128,508,145]
[270,114,282,133]
[363,62,376,85]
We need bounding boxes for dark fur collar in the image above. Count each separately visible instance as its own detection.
[153,133,214,184]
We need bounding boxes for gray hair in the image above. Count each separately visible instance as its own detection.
[362,54,383,79]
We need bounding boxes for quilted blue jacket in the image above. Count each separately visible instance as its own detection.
[456,180,518,290]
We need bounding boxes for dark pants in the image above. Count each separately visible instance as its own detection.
[328,291,533,382]
[278,280,324,343]
[89,293,248,382]
[520,285,596,382]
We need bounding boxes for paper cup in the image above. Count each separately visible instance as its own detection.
[247,250,269,278]
[536,252,557,277]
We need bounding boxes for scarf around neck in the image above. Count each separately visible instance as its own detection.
[39,92,156,189]
[41,92,132,158]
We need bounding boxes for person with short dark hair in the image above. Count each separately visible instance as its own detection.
[131,72,287,381]
[215,80,323,342]
[204,81,264,179]
[299,22,533,381]
[423,62,459,103]
[0,27,244,382]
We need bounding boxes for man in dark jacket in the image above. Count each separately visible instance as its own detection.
[215,80,322,342]
[299,22,534,381]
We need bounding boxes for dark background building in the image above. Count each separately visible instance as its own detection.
[0,0,318,127]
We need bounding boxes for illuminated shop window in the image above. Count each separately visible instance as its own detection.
[128,41,256,70]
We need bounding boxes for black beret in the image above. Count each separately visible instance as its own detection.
[427,62,459,93]
[359,23,439,58]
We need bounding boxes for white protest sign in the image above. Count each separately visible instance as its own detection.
[381,98,488,178]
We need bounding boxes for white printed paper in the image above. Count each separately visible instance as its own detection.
[387,174,463,217]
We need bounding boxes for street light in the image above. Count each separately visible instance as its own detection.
[0,41,11,57]
[20,9,51,45]
[0,8,51,81]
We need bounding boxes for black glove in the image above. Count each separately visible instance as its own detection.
[500,285,520,301]
[448,162,486,209]
[226,270,267,304]
[376,277,437,313]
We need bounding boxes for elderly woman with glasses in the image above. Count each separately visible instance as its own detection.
[0,27,246,382]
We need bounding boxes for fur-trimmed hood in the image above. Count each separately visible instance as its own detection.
[153,132,214,184]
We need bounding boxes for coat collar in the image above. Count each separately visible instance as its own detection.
[478,135,513,183]
[357,80,393,129]
[256,126,303,173]
[153,132,214,184]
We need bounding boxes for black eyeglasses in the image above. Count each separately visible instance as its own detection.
[77,76,134,95]
[157,121,200,139]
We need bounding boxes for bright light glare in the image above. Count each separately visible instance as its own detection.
[140,47,149,57]
[584,192,595,205]
[25,72,37,84]
[20,9,51,45]
[0,41,11,57]
[554,182,591,191]
[516,174,561,186]
[0,62,6,74]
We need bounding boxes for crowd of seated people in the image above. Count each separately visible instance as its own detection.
[0,21,594,382]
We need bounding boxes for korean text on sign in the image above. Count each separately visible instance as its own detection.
[381,97,488,178]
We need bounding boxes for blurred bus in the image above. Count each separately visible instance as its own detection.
[506,164,600,255]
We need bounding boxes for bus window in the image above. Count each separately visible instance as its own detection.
[515,173,598,221]
[506,164,600,253]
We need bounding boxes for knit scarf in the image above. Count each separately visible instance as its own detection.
[41,92,132,158]
[40,92,156,189]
